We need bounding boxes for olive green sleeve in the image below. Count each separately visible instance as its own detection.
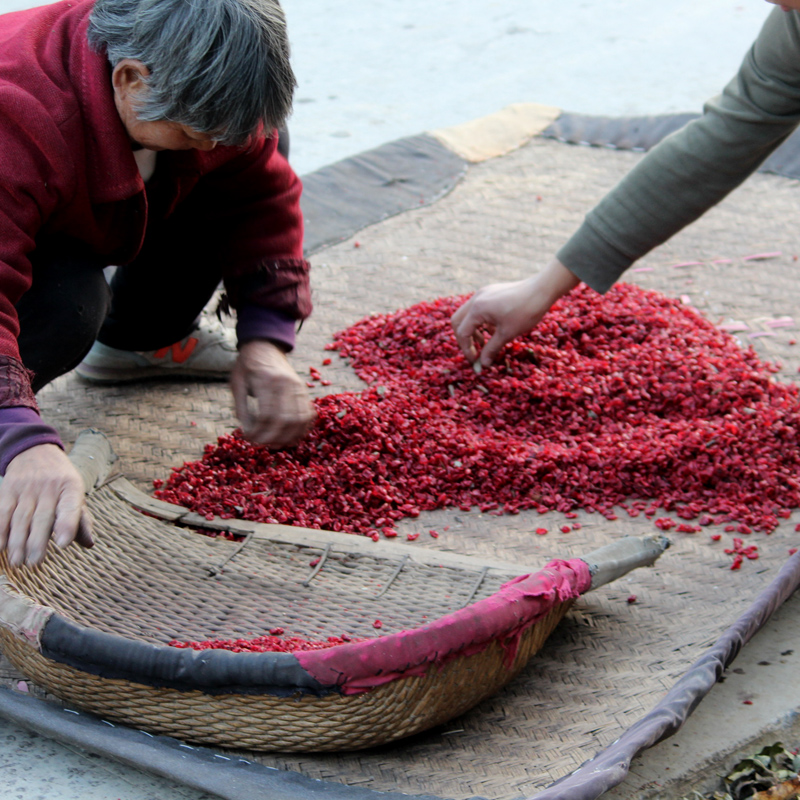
[557,7,800,294]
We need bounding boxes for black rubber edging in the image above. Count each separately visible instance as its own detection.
[0,687,475,800]
[40,615,331,697]
[541,111,800,181]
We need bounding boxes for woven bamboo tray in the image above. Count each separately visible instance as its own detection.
[0,430,666,752]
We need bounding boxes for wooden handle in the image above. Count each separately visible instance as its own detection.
[66,429,117,493]
[582,535,670,591]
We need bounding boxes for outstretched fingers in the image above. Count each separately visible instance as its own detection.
[0,444,90,567]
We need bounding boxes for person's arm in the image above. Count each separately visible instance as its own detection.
[454,7,800,364]
[560,7,800,293]
[0,86,92,564]
[191,134,315,446]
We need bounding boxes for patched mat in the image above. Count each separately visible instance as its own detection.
[4,134,800,799]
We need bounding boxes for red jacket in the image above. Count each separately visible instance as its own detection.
[0,0,311,410]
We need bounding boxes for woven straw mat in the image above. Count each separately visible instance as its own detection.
[3,135,800,799]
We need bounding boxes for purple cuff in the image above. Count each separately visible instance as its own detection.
[236,305,297,352]
[0,407,64,475]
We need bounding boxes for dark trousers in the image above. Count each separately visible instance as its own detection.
[17,235,222,393]
[17,129,290,394]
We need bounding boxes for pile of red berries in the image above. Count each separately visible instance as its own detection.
[155,285,800,537]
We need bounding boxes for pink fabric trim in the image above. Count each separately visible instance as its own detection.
[296,558,591,695]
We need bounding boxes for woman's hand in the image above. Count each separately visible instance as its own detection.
[230,340,315,447]
[0,443,93,567]
[451,259,580,366]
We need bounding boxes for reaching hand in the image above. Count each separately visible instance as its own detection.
[451,259,580,366]
[231,340,315,447]
[0,443,93,568]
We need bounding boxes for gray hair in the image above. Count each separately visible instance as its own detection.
[88,0,296,146]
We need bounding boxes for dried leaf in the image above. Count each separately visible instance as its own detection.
[752,776,800,799]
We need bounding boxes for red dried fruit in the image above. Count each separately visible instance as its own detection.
[627,595,637,604]
[406,532,420,541]
[711,534,722,541]
[535,528,548,536]
[168,631,360,653]
[676,524,700,533]
[724,538,759,569]
[373,619,382,629]
[429,530,439,538]
[560,525,571,533]
[322,358,332,366]
[155,286,800,553]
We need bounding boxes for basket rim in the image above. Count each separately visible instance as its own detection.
[0,431,663,697]
[27,556,590,696]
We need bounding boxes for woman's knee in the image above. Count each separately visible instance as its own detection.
[17,242,111,390]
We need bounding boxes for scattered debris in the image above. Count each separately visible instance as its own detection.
[683,742,800,800]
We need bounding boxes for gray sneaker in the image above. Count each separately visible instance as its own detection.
[75,318,237,383]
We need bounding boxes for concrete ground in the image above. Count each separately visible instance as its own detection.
[605,589,800,800]
[0,0,773,174]
[1,1,799,799]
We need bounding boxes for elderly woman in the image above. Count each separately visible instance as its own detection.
[452,1,800,363]
[0,0,314,567]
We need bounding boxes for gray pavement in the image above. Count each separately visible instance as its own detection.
[0,1,798,799]
[280,0,772,175]
[0,0,773,174]
[1,718,216,800]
